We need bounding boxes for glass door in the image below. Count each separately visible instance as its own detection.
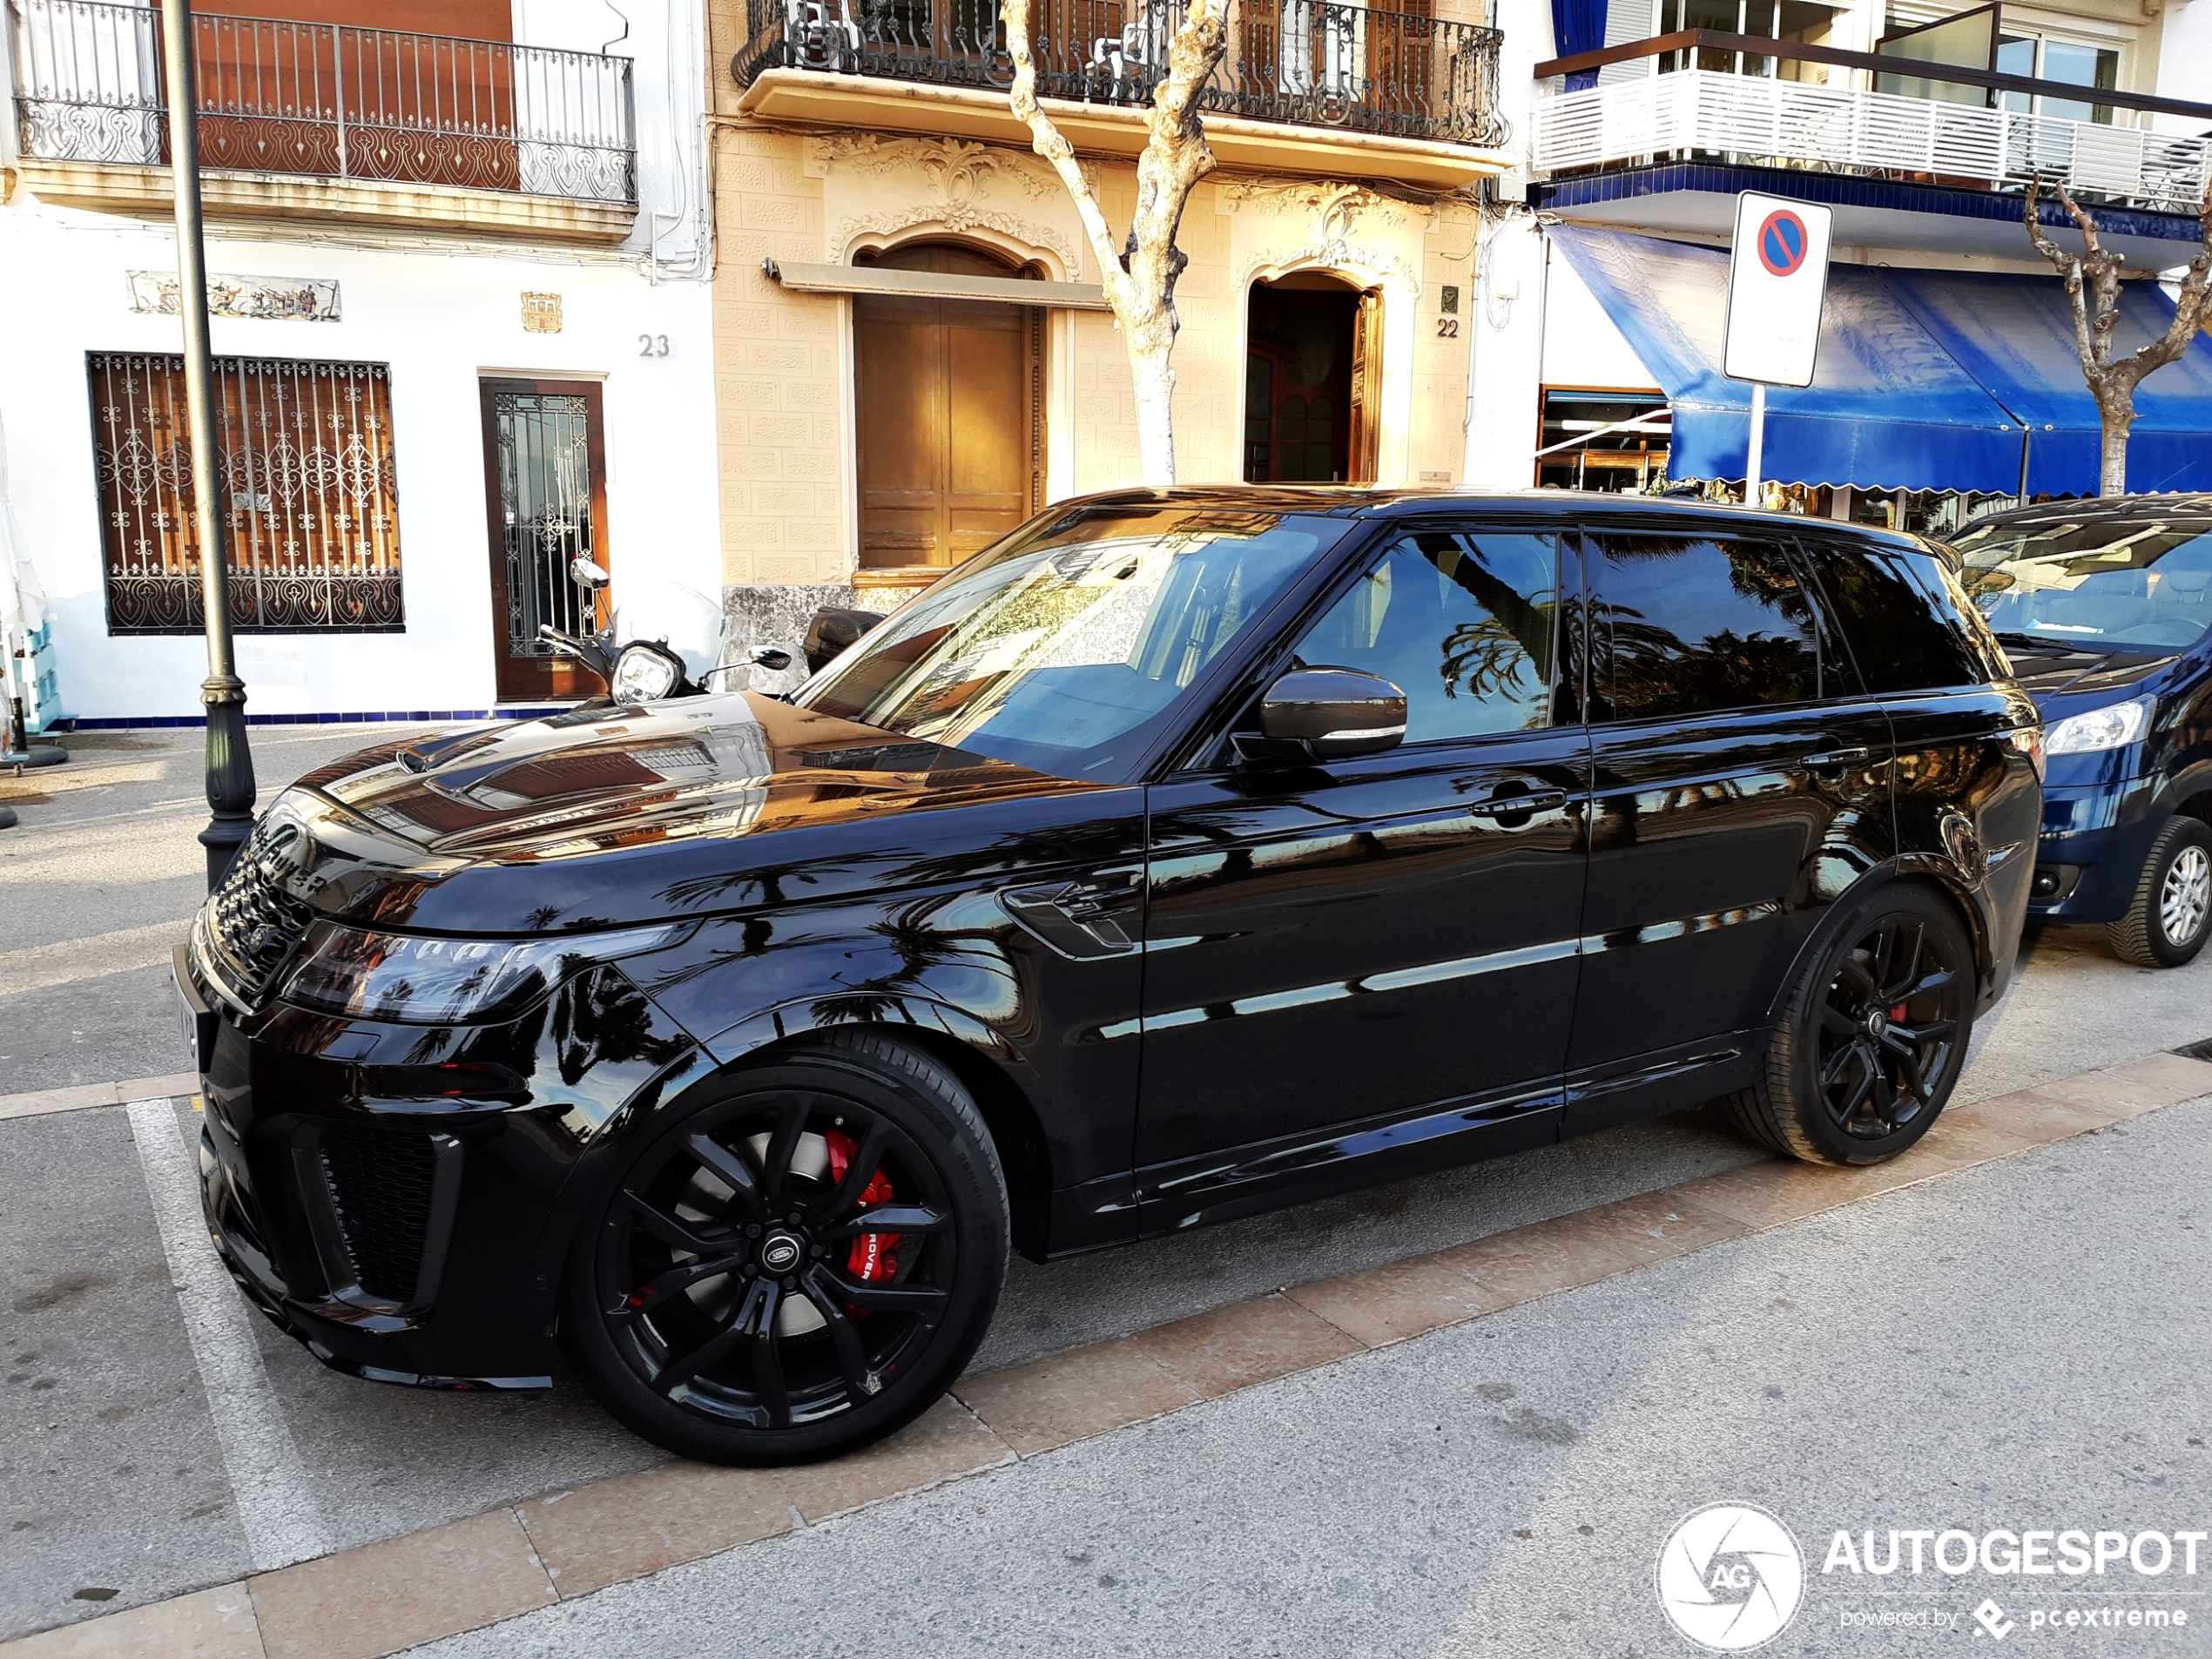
[478,377,608,704]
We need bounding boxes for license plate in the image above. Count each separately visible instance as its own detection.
[174,944,216,1077]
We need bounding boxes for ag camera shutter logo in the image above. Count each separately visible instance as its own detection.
[1657,1503,1806,1651]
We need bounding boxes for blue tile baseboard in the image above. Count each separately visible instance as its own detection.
[62,706,574,730]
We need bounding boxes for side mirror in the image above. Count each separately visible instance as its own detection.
[1258,667,1406,759]
[751,646,794,672]
[570,556,610,591]
[803,605,885,674]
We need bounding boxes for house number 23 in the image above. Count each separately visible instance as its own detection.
[638,334,671,357]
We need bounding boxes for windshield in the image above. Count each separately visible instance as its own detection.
[1954,516,2212,653]
[797,505,1350,780]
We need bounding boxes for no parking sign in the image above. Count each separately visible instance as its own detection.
[1723,192,1832,388]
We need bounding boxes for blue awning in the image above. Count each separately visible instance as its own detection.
[1550,226,2026,492]
[1880,268,2212,496]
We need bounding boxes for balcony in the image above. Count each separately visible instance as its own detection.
[1527,31,2212,263]
[7,0,636,242]
[730,0,1507,190]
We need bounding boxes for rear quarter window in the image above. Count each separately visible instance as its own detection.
[1797,540,1996,691]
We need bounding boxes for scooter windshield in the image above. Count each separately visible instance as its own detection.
[613,580,727,684]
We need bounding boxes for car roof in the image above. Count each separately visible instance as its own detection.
[1962,492,2212,534]
[1060,486,1928,553]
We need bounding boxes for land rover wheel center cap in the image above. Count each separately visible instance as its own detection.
[759,1231,805,1274]
[1863,1010,1888,1039]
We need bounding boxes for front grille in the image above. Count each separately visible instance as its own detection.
[319,1124,436,1302]
[198,816,316,1007]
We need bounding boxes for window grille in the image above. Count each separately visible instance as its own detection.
[87,351,404,633]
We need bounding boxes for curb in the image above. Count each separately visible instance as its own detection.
[8,1049,2212,1659]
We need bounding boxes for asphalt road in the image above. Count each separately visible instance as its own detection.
[0,726,442,1096]
[3,727,2210,1651]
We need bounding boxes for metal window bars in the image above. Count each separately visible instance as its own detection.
[733,0,1507,148]
[88,352,406,634]
[10,0,636,205]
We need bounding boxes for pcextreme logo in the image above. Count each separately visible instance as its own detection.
[1656,1503,1807,1651]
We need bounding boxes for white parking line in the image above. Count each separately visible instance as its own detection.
[126,1096,333,1572]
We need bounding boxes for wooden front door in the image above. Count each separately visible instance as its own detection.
[854,244,1041,572]
[479,377,609,704]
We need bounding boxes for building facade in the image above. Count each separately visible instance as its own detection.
[1,0,718,725]
[702,0,1511,637]
[1470,0,2212,530]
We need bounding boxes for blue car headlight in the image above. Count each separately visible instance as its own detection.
[279,921,693,1024]
[2043,697,2151,757]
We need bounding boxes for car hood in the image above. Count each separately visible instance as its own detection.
[1998,642,2173,705]
[272,693,1118,932]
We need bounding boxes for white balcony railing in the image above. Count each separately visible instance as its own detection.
[1528,71,2210,215]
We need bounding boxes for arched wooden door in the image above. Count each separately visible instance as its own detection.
[853,242,1042,576]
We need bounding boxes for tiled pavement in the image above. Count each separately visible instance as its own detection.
[10,1048,2209,1659]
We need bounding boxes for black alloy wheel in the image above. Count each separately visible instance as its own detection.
[563,1031,1007,1465]
[1812,914,1965,1143]
[1724,884,1973,1166]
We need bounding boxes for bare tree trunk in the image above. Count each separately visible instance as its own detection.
[2028,179,2212,498]
[1002,0,1230,486]
[2097,392,2132,496]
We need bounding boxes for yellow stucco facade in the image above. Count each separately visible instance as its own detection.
[705,0,1497,598]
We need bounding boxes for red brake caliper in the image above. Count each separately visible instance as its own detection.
[824,1130,902,1298]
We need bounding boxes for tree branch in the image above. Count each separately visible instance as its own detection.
[1001,0,1126,302]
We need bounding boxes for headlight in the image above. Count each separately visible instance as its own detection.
[2043,697,2152,756]
[610,643,685,704]
[279,921,691,1024]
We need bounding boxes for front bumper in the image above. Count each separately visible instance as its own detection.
[2027,774,2167,926]
[185,953,705,1388]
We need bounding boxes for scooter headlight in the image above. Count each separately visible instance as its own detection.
[610,642,685,705]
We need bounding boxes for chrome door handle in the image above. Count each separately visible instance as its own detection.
[1468,789,1568,819]
[1799,746,1870,770]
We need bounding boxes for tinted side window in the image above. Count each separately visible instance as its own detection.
[1586,535,1821,722]
[1292,531,1559,743]
[1797,541,1992,691]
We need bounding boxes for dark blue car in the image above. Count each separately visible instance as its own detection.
[1954,495,2212,968]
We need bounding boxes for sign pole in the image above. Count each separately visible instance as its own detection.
[159,0,257,891]
[1745,381,1767,509]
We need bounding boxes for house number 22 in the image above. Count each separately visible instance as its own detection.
[638,334,671,357]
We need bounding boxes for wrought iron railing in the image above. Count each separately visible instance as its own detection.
[10,0,636,204]
[732,0,1506,147]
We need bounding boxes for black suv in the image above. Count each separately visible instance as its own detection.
[1952,495,2212,968]
[179,489,2040,1465]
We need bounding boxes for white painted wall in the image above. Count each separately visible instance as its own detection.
[2152,0,2212,136]
[0,0,716,722]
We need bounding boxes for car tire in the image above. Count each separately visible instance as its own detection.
[2106,815,2212,970]
[1723,884,1974,1167]
[560,1029,1008,1466]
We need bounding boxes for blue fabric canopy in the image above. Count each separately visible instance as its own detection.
[1550,226,2027,492]
[1880,268,2212,496]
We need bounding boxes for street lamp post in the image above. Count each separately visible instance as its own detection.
[159,0,256,890]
